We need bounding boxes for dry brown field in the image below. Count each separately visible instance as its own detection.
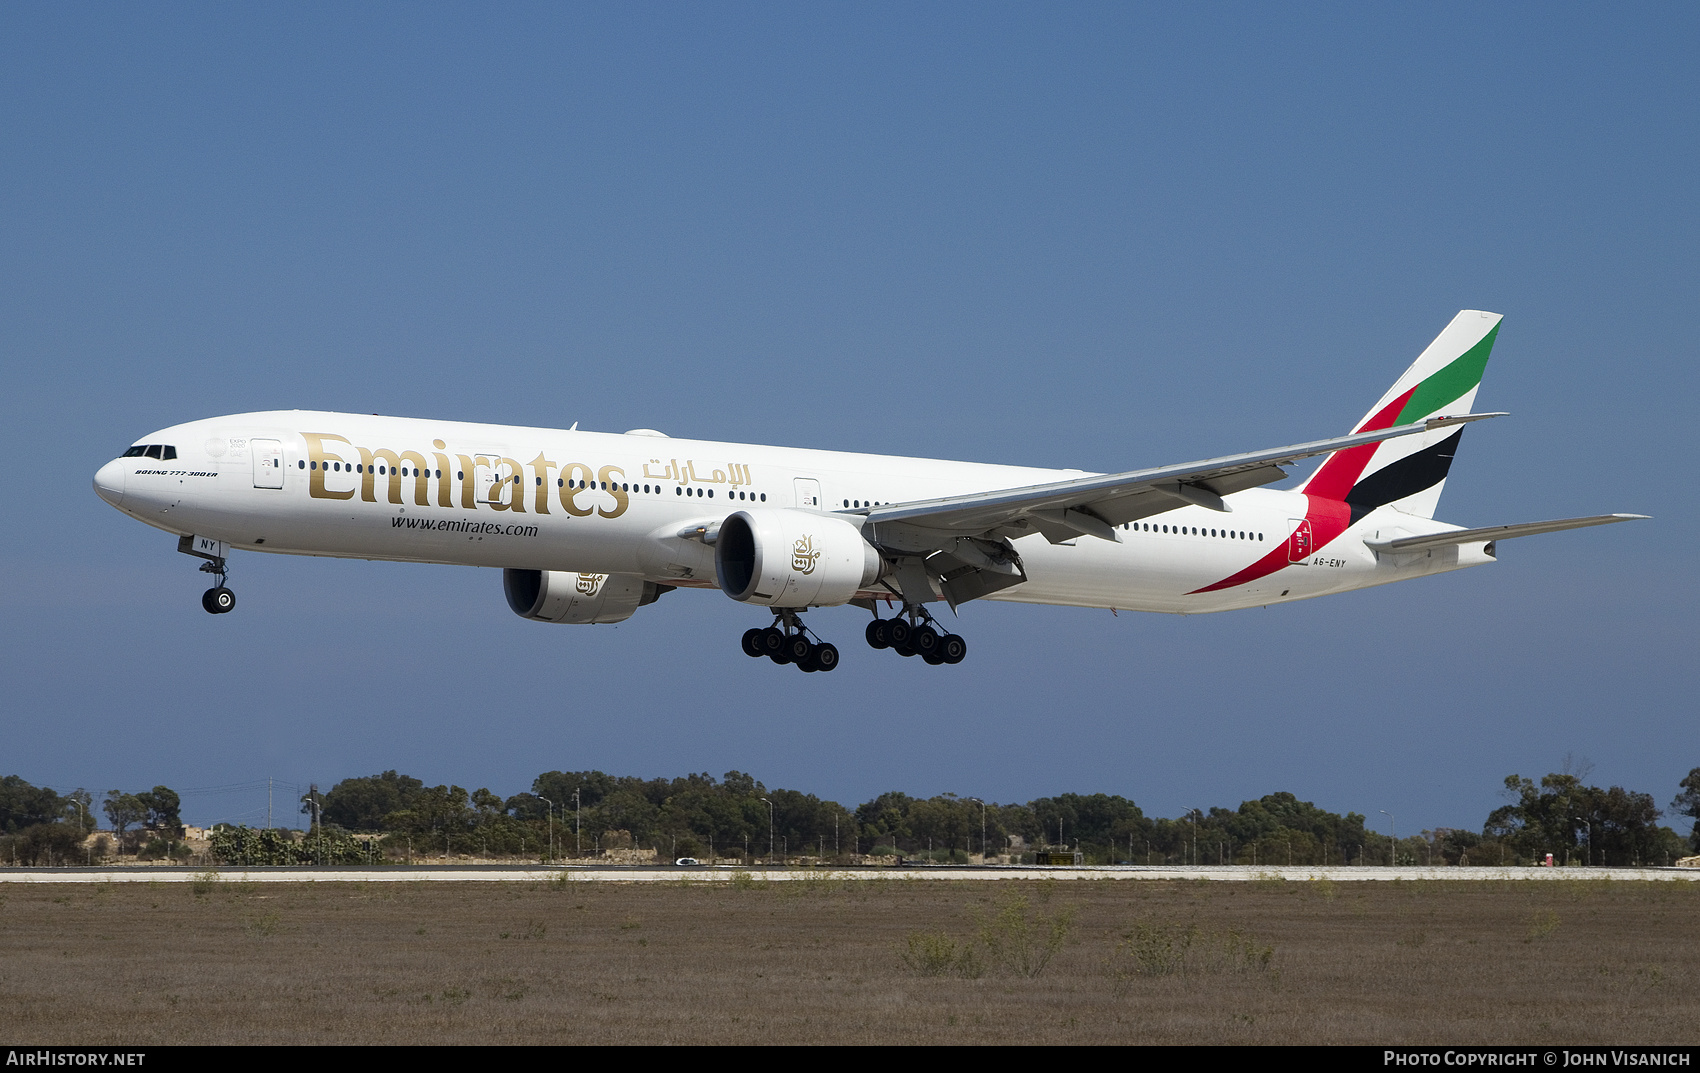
[2,875,1696,1045]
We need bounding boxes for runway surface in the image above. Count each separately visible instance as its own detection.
[4,864,1697,883]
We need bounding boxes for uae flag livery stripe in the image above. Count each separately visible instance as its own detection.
[1190,313,1501,595]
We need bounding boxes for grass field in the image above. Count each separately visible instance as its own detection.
[3,875,1696,1044]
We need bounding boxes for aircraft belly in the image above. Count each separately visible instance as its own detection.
[999,533,1233,613]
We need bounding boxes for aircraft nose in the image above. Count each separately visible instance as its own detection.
[93,458,128,507]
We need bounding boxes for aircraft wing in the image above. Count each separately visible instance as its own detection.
[849,412,1503,608]
[856,413,1504,547]
[1362,514,1649,554]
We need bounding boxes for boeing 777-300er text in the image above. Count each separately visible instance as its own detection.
[94,311,1644,671]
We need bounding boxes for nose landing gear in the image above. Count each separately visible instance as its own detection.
[198,556,235,615]
[179,534,235,615]
[740,609,839,672]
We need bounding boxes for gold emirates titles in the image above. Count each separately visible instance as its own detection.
[302,433,756,520]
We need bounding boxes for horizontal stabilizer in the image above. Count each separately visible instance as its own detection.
[1364,514,1649,553]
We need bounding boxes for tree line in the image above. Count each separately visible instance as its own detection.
[4,767,1697,867]
[297,764,1699,866]
[0,777,186,864]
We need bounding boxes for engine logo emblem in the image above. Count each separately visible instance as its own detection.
[792,535,819,575]
[576,572,605,594]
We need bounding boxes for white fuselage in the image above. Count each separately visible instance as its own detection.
[93,411,1491,616]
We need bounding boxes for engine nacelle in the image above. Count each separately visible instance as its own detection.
[715,509,884,607]
[503,569,670,624]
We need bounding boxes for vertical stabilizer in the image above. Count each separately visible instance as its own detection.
[1298,310,1501,520]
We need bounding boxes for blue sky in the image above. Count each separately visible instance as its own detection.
[2,4,1694,834]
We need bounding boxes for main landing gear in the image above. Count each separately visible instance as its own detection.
[740,608,840,673]
[864,605,966,665]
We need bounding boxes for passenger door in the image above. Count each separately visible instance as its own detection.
[473,450,514,506]
[1287,518,1313,563]
[252,439,285,489]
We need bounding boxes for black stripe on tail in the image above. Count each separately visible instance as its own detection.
[1345,429,1462,524]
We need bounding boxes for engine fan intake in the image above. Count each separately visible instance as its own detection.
[715,510,883,607]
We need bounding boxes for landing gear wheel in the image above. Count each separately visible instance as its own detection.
[810,642,839,672]
[887,619,913,655]
[922,649,946,665]
[760,627,788,661]
[785,635,815,666]
[912,624,941,659]
[865,619,890,650]
[741,628,766,658]
[202,587,235,615]
[940,633,967,664]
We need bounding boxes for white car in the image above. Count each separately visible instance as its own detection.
[674,857,702,867]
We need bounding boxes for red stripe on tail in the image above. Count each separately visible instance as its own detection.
[1301,386,1416,501]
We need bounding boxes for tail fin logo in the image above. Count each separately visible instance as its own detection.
[1194,312,1502,595]
[1300,311,1501,520]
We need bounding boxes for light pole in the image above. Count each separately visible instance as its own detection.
[969,798,986,863]
[1188,809,1200,867]
[67,793,88,864]
[538,795,554,863]
[1380,810,1396,867]
[760,798,773,866]
[1560,792,1572,866]
[573,789,581,857]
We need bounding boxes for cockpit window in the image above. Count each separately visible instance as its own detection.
[124,444,178,460]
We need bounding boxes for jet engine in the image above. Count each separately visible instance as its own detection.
[715,509,884,607]
[503,569,671,624]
